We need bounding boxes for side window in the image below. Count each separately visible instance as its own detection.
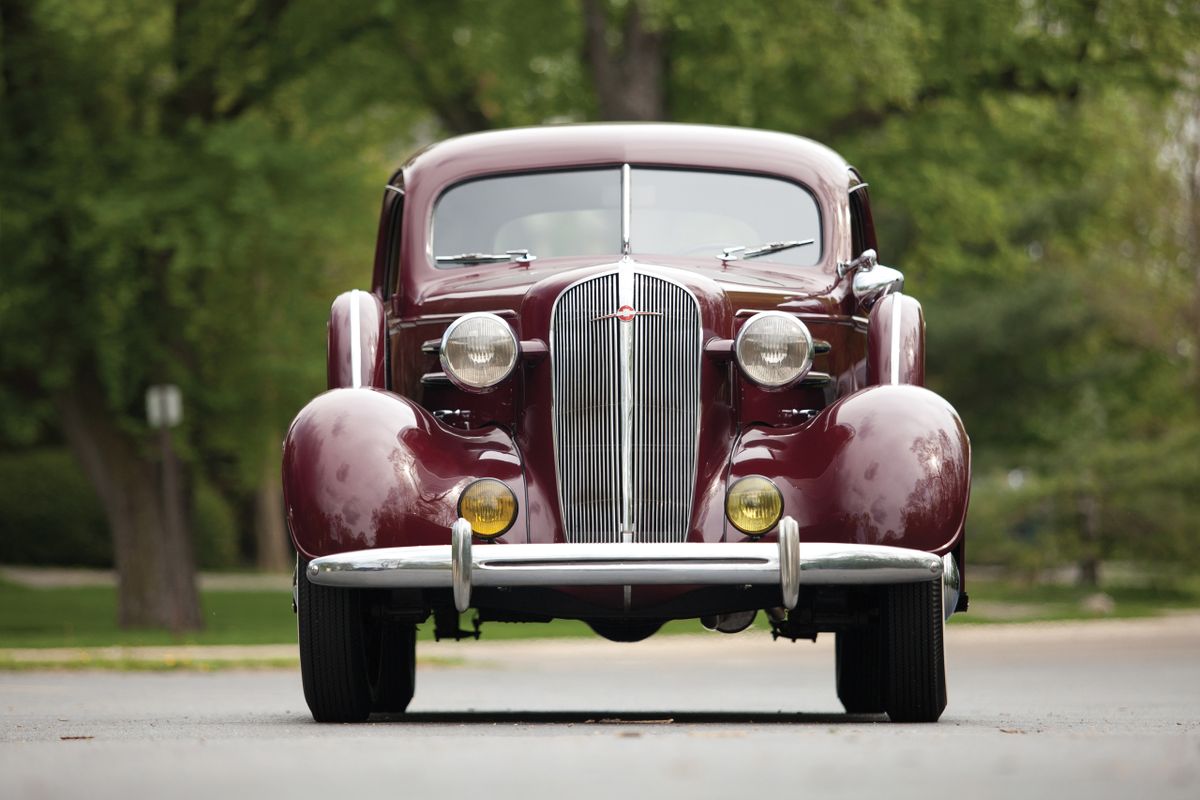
[372,183,404,299]
[847,167,877,259]
[383,190,403,299]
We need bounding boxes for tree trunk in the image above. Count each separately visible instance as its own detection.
[581,0,667,121]
[1076,491,1101,588]
[56,387,203,632]
[254,456,291,572]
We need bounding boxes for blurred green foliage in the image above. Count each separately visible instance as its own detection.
[0,449,110,566]
[193,477,239,569]
[1,0,1197,580]
[0,449,239,569]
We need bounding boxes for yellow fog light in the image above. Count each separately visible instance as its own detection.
[725,476,783,536]
[458,479,518,537]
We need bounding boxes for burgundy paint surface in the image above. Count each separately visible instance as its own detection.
[284,389,525,558]
[728,385,970,554]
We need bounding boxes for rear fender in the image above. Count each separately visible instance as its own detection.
[283,389,526,558]
[729,384,970,553]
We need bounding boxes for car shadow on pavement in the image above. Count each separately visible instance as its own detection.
[367,711,886,725]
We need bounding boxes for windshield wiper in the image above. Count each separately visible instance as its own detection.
[435,249,536,265]
[722,239,815,261]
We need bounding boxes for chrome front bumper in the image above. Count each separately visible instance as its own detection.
[307,516,961,620]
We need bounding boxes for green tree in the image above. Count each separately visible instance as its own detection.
[0,0,386,628]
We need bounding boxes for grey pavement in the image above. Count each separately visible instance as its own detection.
[2,615,1198,799]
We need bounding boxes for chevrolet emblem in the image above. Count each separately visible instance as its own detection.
[593,305,663,323]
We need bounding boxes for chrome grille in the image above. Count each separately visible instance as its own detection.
[551,271,701,543]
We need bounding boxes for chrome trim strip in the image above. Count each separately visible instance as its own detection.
[621,163,631,255]
[889,293,902,385]
[349,289,362,389]
[619,257,634,535]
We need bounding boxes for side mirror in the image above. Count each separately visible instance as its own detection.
[840,250,903,309]
[838,248,877,278]
[852,262,904,309]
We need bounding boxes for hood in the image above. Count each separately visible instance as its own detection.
[411,255,845,328]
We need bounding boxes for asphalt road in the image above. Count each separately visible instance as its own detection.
[3,615,1198,800]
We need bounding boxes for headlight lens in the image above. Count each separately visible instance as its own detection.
[440,313,518,391]
[734,311,813,388]
[457,479,518,537]
[725,476,783,535]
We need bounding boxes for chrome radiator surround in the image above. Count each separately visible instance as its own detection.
[549,264,701,543]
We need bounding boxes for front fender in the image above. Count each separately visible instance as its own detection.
[729,384,970,553]
[283,388,526,558]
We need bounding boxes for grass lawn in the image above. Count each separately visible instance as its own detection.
[0,581,296,648]
[950,576,1200,624]
[0,579,709,648]
[2,573,1198,650]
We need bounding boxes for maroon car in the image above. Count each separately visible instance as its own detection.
[283,124,970,723]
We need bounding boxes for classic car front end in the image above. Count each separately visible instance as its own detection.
[283,125,970,723]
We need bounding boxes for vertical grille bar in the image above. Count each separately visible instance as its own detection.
[551,272,701,543]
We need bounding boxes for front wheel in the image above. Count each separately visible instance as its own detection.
[297,559,417,722]
[883,579,947,722]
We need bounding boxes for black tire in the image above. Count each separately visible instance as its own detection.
[297,560,417,722]
[883,579,947,723]
[835,625,886,714]
[368,619,417,714]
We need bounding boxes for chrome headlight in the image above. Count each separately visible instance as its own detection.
[734,311,814,388]
[440,313,518,391]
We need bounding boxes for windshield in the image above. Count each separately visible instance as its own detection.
[432,167,822,267]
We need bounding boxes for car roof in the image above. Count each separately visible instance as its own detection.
[399,123,851,193]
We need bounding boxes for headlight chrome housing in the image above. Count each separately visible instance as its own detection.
[734,311,814,389]
[440,313,518,392]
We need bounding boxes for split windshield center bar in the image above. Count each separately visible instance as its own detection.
[621,163,631,256]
